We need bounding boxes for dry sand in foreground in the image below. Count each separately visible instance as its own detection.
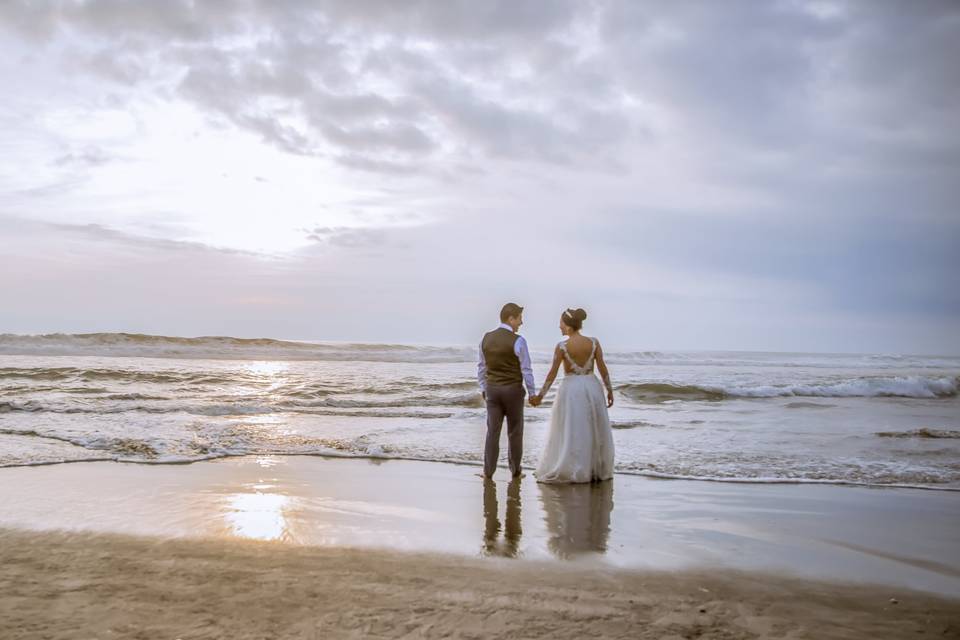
[1,529,957,640]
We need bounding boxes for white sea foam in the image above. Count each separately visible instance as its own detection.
[2,425,956,491]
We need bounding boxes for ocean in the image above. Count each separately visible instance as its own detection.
[1,333,958,490]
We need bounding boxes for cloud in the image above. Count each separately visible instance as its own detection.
[0,1,957,352]
[37,218,266,257]
[11,0,953,182]
[52,145,114,168]
[593,204,960,318]
[0,0,633,174]
[303,225,392,249]
[3,0,957,197]
[597,0,960,175]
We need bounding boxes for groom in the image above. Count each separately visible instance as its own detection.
[477,303,539,479]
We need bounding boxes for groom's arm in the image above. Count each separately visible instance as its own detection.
[477,342,487,396]
[514,336,537,397]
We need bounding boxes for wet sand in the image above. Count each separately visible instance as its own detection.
[1,455,958,593]
[0,456,958,638]
[1,528,958,639]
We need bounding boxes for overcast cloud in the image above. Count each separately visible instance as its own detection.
[1,1,958,353]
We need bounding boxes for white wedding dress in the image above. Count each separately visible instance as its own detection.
[535,338,615,484]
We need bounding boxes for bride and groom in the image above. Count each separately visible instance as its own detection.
[477,302,615,483]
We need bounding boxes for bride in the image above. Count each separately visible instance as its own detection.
[531,308,615,483]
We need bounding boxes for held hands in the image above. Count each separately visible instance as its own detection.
[527,391,610,407]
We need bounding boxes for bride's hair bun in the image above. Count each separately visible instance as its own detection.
[562,308,587,330]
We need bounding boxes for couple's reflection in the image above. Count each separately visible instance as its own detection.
[481,477,614,559]
[539,480,614,559]
[482,477,522,557]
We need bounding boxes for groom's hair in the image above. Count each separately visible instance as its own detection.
[500,303,523,323]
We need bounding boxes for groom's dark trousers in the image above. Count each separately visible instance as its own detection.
[484,383,524,478]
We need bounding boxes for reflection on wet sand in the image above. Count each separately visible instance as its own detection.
[482,478,522,557]
[221,461,298,541]
[224,489,294,541]
[539,481,614,559]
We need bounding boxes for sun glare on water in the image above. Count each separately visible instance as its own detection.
[244,361,289,378]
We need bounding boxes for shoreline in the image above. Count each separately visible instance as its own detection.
[2,450,958,492]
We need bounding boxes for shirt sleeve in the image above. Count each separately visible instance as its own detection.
[477,341,487,394]
[514,335,537,396]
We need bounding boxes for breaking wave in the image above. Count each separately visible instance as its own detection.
[875,428,960,439]
[0,333,475,363]
[3,332,959,370]
[618,383,727,403]
[610,420,662,430]
[618,376,959,403]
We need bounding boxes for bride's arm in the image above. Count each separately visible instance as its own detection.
[534,345,564,404]
[595,341,614,408]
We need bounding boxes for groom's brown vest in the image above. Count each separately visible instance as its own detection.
[482,328,522,387]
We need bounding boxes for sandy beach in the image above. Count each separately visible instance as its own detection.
[1,456,958,638]
[1,526,957,640]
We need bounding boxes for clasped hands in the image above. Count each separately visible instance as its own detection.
[483,390,611,408]
[529,392,613,407]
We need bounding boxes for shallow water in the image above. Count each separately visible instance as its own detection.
[1,333,958,489]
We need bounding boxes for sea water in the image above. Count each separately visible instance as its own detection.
[1,333,958,490]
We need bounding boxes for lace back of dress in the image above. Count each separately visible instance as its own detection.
[561,338,596,375]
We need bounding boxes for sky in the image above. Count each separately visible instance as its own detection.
[1,1,958,353]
